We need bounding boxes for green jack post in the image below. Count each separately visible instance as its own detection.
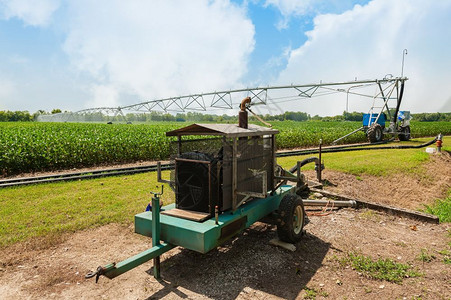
[151,185,164,279]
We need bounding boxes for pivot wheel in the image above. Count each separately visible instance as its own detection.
[367,123,383,143]
[277,194,305,243]
[398,125,411,141]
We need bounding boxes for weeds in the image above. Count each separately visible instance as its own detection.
[359,210,380,221]
[393,241,408,248]
[423,190,451,223]
[417,249,436,263]
[339,252,421,284]
[437,249,451,264]
[303,287,317,299]
[303,287,328,299]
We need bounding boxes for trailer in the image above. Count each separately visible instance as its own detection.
[86,97,320,282]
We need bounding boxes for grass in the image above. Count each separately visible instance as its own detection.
[277,136,445,176]
[339,252,421,284]
[423,189,451,223]
[0,172,174,248]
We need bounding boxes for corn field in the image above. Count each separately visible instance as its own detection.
[1,121,449,176]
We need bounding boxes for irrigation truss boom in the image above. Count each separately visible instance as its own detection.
[37,76,407,122]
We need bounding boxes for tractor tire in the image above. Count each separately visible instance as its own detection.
[276,193,305,243]
[367,124,383,143]
[398,126,411,141]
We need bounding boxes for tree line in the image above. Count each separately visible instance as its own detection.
[1,109,450,122]
[0,109,61,122]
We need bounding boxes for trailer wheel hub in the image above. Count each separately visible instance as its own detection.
[293,206,303,235]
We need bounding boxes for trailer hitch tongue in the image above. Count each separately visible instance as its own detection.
[85,263,116,283]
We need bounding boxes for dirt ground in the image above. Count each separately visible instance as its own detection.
[1,211,450,300]
[0,153,450,299]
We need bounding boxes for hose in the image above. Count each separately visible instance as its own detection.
[277,136,438,157]
[288,157,320,173]
[392,80,405,124]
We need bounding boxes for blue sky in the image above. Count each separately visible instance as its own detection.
[1,0,450,116]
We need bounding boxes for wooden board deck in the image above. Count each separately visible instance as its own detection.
[161,208,211,222]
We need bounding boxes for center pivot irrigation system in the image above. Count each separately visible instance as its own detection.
[39,76,409,143]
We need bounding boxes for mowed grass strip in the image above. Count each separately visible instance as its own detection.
[278,136,449,176]
[0,172,173,248]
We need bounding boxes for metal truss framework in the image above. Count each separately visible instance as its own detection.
[37,77,407,122]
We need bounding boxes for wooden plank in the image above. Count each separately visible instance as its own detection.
[161,208,211,222]
[310,188,439,224]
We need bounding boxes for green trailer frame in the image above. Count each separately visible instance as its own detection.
[86,117,310,282]
[87,185,295,282]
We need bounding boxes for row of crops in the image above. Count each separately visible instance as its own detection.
[1,121,450,176]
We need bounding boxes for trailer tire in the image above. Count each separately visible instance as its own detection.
[367,124,383,143]
[398,126,411,141]
[277,193,305,243]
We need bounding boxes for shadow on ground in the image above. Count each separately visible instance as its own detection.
[143,223,330,299]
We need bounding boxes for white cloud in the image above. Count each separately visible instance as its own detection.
[62,0,255,109]
[0,0,60,26]
[90,85,119,108]
[264,0,363,29]
[264,0,315,29]
[274,0,451,115]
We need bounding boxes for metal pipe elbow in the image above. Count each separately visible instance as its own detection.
[240,97,251,111]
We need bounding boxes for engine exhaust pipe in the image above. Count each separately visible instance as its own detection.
[239,97,251,129]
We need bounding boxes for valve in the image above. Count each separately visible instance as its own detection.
[436,133,443,153]
[150,185,164,197]
[146,186,164,211]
